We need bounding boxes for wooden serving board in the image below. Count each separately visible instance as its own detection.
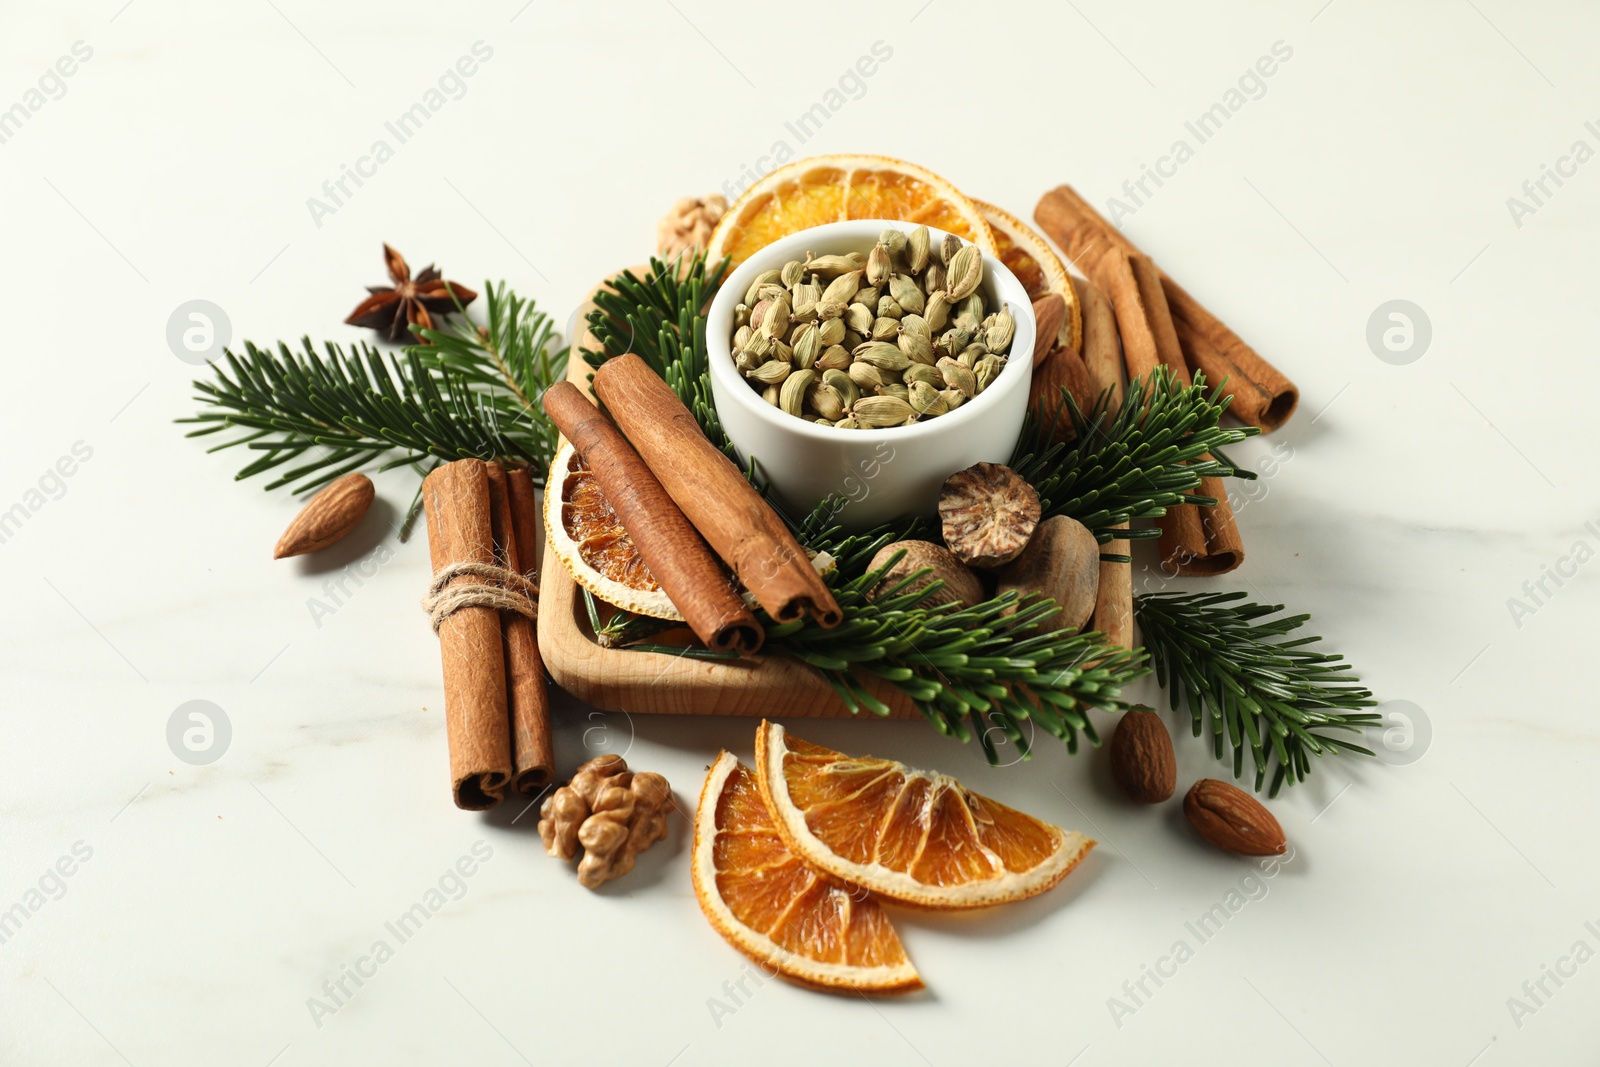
[536,271,917,719]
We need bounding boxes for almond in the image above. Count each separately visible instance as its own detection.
[273,473,374,559]
[1183,779,1286,856]
[1108,708,1175,804]
[1031,294,1065,365]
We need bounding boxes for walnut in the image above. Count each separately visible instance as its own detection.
[656,195,728,258]
[939,463,1041,569]
[538,755,672,889]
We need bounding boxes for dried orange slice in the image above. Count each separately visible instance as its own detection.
[707,154,996,267]
[754,721,1093,910]
[544,442,678,620]
[546,442,837,621]
[976,200,1081,356]
[692,750,923,994]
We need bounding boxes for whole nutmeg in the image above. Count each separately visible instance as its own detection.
[1183,779,1287,856]
[1108,709,1176,804]
[867,541,984,610]
[938,462,1041,569]
[995,515,1099,632]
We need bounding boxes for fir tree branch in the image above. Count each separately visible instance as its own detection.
[179,284,566,496]
[582,251,735,458]
[764,553,1149,763]
[1135,591,1380,796]
[1009,370,1259,554]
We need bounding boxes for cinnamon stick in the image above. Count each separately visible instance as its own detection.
[1166,282,1297,430]
[1129,253,1187,382]
[1038,193,1243,576]
[1035,185,1298,431]
[1092,524,1134,649]
[422,460,512,810]
[542,381,764,656]
[1073,275,1123,412]
[487,464,553,795]
[592,354,842,628]
[1077,277,1133,647]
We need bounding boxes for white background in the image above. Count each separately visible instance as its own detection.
[3,1,1597,1064]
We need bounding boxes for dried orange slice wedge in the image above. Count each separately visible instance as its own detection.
[754,721,1093,910]
[544,442,679,620]
[706,154,996,267]
[976,200,1081,355]
[546,442,836,621]
[692,750,923,994]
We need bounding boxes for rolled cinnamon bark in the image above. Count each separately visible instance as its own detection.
[1043,206,1244,577]
[543,381,764,656]
[1076,277,1133,646]
[1165,281,1297,430]
[1129,253,1187,381]
[592,354,842,628]
[1035,185,1298,431]
[422,460,512,810]
[1092,524,1134,649]
[486,464,554,795]
[1072,275,1123,412]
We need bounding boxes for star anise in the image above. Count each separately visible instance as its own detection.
[344,244,477,343]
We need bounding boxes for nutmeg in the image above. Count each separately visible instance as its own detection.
[938,463,1041,569]
[995,515,1099,631]
[867,541,984,610]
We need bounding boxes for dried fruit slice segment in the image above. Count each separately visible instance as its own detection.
[691,751,922,994]
[755,721,1093,909]
[975,200,1081,354]
[544,442,679,620]
[706,154,996,267]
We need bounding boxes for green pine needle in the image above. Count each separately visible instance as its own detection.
[179,282,567,498]
[768,552,1149,761]
[1135,591,1380,796]
[582,251,734,459]
[1009,370,1259,553]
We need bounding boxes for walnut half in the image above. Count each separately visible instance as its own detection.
[538,755,671,889]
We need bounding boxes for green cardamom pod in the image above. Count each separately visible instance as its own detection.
[819,269,863,307]
[791,323,820,369]
[853,342,911,371]
[853,394,916,428]
[944,245,982,301]
[898,330,936,366]
[909,379,948,416]
[888,273,925,315]
[817,344,852,371]
[907,225,930,274]
[823,368,859,407]
[985,308,1015,353]
[780,368,816,417]
[844,302,875,335]
[744,269,781,308]
[749,359,791,385]
[866,243,893,288]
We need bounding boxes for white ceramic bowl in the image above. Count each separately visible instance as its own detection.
[708,220,1036,530]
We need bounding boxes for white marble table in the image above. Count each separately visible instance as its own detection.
[4,1,1597,1064]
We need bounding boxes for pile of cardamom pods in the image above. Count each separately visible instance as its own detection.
[729,225,1014,428]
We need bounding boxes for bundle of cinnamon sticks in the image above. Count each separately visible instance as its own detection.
[542,354,841,652]
[1028,185,1299,647]
[422,459,553,810]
